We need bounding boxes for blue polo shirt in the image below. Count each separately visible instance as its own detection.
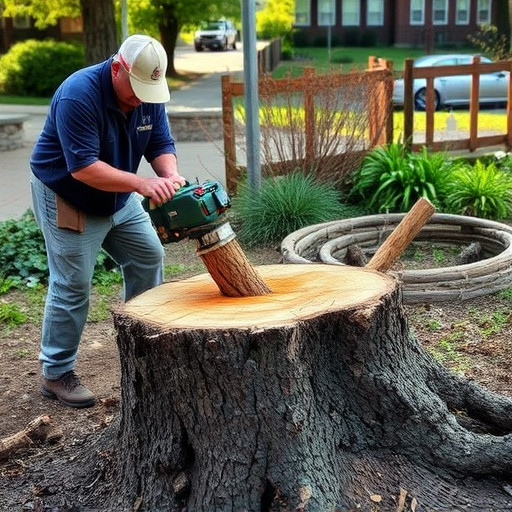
[30,57,176,216]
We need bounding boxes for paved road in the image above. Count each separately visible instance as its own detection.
[0,44,244,221]
[174,42,244,74]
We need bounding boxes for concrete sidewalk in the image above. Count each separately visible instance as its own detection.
[0,71,232,221]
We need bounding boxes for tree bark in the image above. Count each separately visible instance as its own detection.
[98,264,512,511]
[196,225,272,296]
[80,0,118,65]
[159,7,180,77]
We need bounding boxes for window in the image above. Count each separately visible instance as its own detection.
[367,0,384,26]
[12,14,31,29]
[295,0,311,26]
[456,0,470,24]
[410,0,425,24]
[342,0,360,26]
[477,0,491,24]
[433,0,448,24]
[318,0,335,26]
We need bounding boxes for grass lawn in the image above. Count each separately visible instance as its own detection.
[274,45,479,77]
[394,109,508,139]
[0,94,50,105]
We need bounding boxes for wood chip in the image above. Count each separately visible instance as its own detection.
[395,488,407,512]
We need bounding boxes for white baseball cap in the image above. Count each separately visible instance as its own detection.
[116,34,170,103]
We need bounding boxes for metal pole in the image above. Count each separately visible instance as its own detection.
[242,0,261,191]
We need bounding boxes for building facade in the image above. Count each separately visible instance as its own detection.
[0,14,83,54]
[293,0,497,48]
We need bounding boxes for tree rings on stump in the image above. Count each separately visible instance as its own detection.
[122,264,394,329]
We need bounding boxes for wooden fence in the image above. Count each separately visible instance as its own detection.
[221,59,394,194]
[257,38,282,74]
[401,55,512,152]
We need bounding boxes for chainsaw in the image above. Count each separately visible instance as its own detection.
[142,179,231,244]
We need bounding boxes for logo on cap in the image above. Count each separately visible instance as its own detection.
[151,67,162,81]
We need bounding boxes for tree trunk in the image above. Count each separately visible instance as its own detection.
[159,8,180,77]
[80,0,118,65]
[100,264,512,511]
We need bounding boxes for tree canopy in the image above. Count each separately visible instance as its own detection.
[1,0,241,74]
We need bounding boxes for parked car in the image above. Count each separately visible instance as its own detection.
[393,54,509,110]
[194,20,237,52]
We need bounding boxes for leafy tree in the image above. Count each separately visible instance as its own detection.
[256,0,294,41]
[2,0,240,77]
[2,0,117,64]
[126,0,240,77]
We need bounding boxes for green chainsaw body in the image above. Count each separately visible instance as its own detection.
[142,180,231,244]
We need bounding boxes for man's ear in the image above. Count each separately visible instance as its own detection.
[111,60,122,77]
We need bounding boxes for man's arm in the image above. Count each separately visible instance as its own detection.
[72,159,184,204]
[150,153,185,183]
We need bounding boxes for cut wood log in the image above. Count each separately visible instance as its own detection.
[365,197,436,271]
[195,223,272,297]
[0,415,62,460]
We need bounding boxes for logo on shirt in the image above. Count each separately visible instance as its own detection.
[137,115,153,132]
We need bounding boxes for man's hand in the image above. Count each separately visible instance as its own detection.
[138,176,185,206]
[71,154,186,206]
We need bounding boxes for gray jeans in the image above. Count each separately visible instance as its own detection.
[30,173,164,379]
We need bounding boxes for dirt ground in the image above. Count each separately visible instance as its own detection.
[1,235,512,511]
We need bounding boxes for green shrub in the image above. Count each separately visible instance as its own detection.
[351,143,452,213]
[445,160,512,219]
[360,30,377,47]
[0,209,117,288]
[281,46,294,61]
[0,302,27,327]
[493,150,512,174]
[292,30,312,48]
[234,172,345,246]
[0,39,84,97]
[0,210,49,287]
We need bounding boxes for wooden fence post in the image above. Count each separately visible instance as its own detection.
[367,57,394,148]
[403,58,414,150]
[469,56,481,153]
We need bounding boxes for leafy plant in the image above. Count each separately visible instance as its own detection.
[0,210,48,287]
[0,210,119,287]
[446,160,512,219]
[467,24,510,61]
[352,143,452,212]
[0,39,84,96]
[0,302,27,327]
[234,171,344,246]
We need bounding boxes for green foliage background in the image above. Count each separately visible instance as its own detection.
[0,40,84,96]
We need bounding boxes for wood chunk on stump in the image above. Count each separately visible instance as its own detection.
[104,264,512,511]
[195,223,272,297]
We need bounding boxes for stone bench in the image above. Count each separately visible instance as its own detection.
[0,114,30,151]
[167,109,223,142]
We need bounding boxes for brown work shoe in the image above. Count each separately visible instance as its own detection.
[42,370,96,408]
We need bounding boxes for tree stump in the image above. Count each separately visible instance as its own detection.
[107,264,512,511]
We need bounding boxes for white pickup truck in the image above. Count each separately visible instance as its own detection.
[194,20,237,52]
